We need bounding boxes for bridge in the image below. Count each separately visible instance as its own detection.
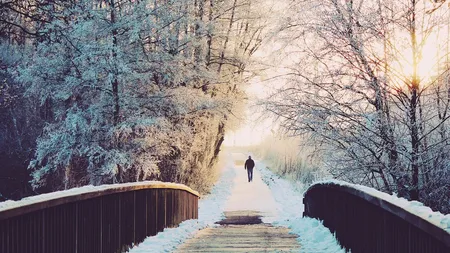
[1,155,449,253]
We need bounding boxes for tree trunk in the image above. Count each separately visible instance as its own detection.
[206,0,214,67]
[110,0,120,125]
[194,0,205,63]
[217,0,237,74]
[409,0,420,201]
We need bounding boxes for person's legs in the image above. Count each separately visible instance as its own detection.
[249,168,253,182]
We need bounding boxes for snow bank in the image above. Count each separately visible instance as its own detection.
[311,179,450,234]
[256,161,346,253]
[128,154,236,252]
[0,181,197,212]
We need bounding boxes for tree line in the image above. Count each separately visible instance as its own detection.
[265,0,450,213]
[0,0,268,199]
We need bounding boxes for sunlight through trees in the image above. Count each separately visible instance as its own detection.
[263,0,450,213]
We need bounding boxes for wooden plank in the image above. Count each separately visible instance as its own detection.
[176,211,300,252]
[134,190,147,244]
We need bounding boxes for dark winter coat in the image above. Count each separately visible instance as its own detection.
[245,158,255,170]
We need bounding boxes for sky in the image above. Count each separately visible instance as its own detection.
[222,32,288,147]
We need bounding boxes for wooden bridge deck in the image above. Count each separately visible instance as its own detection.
[175,211,300,252]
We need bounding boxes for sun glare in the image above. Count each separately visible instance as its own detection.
[388,27,445,90]
[396,41,439,83]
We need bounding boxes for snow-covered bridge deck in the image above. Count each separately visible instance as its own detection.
[174,154,300,252]
[1,151,449,253]
[130,152,450,253]
[129,153,346,252]
[176,211,300,252]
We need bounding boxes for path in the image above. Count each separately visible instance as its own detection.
[175,153,301,252]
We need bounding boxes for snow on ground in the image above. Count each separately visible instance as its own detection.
[3,151,447,252]
[1,151,346,253]
[313,180,450,234]
[130,152,345,253]
[223,153,278,223]
[255,159,346,253]
[128,152,236,252]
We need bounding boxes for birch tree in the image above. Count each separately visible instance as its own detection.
[265,0,450,212]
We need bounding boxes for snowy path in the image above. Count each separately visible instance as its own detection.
[175,212,300,252]
[222,153,278,222]
[174,153,300,252]
[128,151,345,253]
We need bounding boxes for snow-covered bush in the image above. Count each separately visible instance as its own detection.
[253,135,330,186]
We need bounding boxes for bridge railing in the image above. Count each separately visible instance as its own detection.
[303,181,450,253]
[0,181,199,253]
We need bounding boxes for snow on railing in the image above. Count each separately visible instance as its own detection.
[303,180,450,253]
[0,181,198,216]
[311,179,450,234]
[0,181,199,253]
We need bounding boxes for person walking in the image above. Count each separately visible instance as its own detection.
[244,156,255,182]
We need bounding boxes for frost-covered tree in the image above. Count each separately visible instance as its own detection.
[0,0,270,194]
[264,0,450,213]
[14,0,216,189]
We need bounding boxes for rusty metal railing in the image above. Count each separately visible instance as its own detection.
[0,182,199,253]
[303,182,450,253]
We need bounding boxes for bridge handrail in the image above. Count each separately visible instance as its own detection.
[0,181,199,253]
[0,181,199,220]
[303,181,450,252]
